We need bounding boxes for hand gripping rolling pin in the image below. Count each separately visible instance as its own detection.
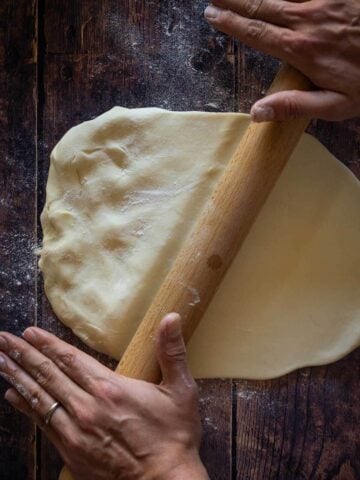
[60,64,311,480]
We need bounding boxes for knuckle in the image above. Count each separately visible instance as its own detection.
[282,4,301,25]
[72,403,99,429]
[301,2,326,23]
[283,33,319,58]
[92,377,120,401]
[283,93,305,118]
[246,20,267,42]
[74,409,93,428]
[35,360,53,387]
[243,0,262,19]
[38,340,49,353]
[26,384,46,410]
[185,381,199,403]
[29,390,43,410]
[15,382,31,400]
[166,345,186,362]
[56,350,76,372]
[283,2,319,24]
[9,348,22,363]
[6,360,18,376]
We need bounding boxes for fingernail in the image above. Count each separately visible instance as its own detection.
[0,335,7,350]
[23,328,36,342]
[251,105,275,123]
[205,5,221,20]
[0,354,6,369]
[166,315,182,340]
[4,389,17,403]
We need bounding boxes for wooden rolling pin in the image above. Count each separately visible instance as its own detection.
[116,64,311,381]
[60,64,311,480]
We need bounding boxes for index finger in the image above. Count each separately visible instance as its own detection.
[0,331,89,416]
[212,0,300,27]
[23,327,114,394]
[204,5,304,65]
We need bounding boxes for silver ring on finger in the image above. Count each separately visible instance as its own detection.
[44,401,62,426]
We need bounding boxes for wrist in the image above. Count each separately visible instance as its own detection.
[149,449,208,480]
[166,458,208,480]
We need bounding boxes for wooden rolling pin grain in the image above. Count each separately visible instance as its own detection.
[116,64,312,381]
[60,64,312,480]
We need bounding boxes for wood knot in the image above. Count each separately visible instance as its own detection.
[61,63,73,81]
[190,50,213,73]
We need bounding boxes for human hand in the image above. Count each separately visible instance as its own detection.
[205,0,360,122]
[0,314,208,480]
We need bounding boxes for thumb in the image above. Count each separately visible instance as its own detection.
[251,89,352,122]
[157,313,193,389]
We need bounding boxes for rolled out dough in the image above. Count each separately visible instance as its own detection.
[40,107,360,379]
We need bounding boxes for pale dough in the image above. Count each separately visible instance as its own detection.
[40,107,360,379]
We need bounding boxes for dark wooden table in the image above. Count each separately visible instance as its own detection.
[0,2,359,479]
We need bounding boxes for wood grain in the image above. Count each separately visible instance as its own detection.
[0,1,37,479]
[234,349,360,480]
[198,379,233,480]
[0,1,359,479]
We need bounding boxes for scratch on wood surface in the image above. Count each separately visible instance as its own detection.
[80,16,93,50]
[26,0,38,64]
[26,38,38,64]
